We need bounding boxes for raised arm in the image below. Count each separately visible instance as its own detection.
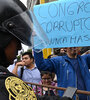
[12,61,25,76]
[34,49,58,72]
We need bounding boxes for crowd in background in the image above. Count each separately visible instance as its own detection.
[7,46,90,99]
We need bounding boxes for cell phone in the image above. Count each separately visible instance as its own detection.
[63,87,77,98]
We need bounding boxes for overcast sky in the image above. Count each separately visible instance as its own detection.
[20,0,27,6]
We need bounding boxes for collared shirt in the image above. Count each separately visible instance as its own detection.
[17,66,41,84]
[7,64,41,84]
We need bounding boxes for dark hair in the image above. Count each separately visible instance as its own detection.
[47,54,57,59]
[47,54,53,59]
[22,52,34,60]
[40,71,52,78]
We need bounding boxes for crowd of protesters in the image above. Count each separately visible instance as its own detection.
[7,46,90,100]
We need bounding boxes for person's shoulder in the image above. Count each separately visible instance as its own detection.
[79,54,90,61]
[32,66,41,73]
[7,63,15,72]
[81,53,90,57]
[50,55,66,63]
[51,55,64,59]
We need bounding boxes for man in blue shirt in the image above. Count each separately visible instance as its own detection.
[34,47,90,100]
[12,52,41,85]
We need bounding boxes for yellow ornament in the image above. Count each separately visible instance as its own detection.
[5,76,37,100]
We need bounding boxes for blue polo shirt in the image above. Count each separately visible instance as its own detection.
[17,66,41,84]
[70,58,87,100]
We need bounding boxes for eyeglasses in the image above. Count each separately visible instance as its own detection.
[42,78,51,81]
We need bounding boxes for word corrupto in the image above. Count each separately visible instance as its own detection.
[41,17,90,33]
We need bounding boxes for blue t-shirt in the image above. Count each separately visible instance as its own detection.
[70,58,87,100]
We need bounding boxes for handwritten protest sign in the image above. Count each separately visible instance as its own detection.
[34,0,90,48]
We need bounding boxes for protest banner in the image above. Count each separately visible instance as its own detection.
[34,0,90,48]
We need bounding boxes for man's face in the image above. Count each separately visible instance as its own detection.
[5,38,21,65]
[66,47,80,58]
[60,48,65,53]
[22,55,33,67]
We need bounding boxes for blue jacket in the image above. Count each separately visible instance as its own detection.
[34,51,90,98]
